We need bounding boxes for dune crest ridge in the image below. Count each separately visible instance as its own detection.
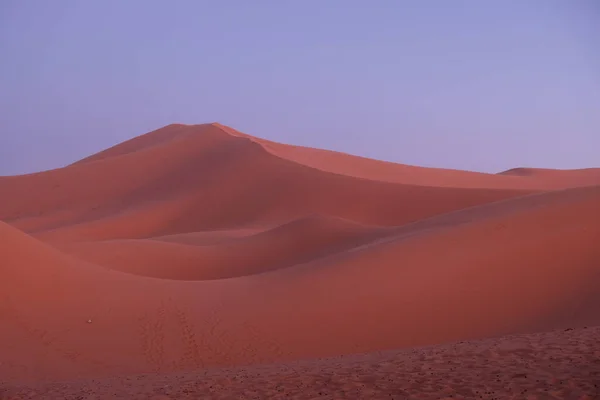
[214,123,600,189]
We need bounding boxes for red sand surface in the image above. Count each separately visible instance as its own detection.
[3,327,599,399]
[1,123,599,398]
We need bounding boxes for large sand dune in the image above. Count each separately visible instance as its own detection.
[2,124,539,241]
[1,123,599,397]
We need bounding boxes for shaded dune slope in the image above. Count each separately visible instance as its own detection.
[1,184,600,382]
[152,228,264,246]
[57,215,390,280]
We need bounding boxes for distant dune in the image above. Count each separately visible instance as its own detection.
[1,123,599,398]
[498,166,600,187]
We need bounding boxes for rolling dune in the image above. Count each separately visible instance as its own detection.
[1,123,599,397]
[57,215,391,280]
[2,124,536,241]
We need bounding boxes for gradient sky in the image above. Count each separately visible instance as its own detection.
[1,0,598,176]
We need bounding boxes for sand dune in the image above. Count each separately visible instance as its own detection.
[1,124,535,241]
[2,185,600,384]
[498,166,600,188]
[1,123,599,397]
[0,124,262,230]
[57,215,391,280]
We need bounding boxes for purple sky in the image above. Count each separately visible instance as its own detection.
[1,1,599,176]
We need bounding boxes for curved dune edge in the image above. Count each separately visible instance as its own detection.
[151,227,265,246]
[497,166,600,188]
[56,185,600,281]
[498,166,600,176]
[1,184,600,383]
[57,215,391,280]
[213,123,600,189]
[4,326,599,399]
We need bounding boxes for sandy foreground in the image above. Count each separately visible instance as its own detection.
[1,123,599,398]
[3,327,599,399]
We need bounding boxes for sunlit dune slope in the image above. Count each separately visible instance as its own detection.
[1,184,599,382]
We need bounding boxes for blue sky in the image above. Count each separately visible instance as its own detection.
[1,0,598,175]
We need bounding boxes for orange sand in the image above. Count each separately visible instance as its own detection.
[1,123,599,397]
